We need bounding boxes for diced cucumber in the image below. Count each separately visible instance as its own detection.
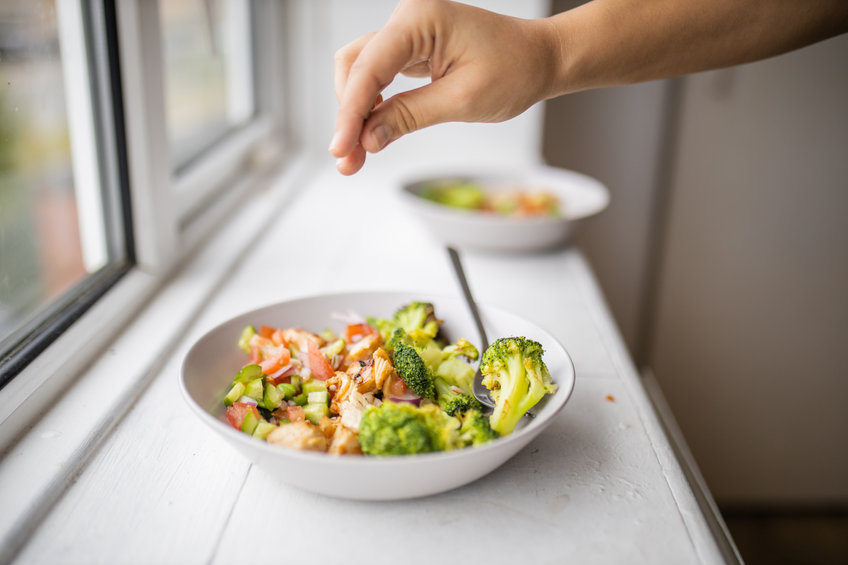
[234,364,261,383]
[252,421,277,440]
[243,378,264,401]
[303,402,329,425]
[261,382,285,409]
[292,392,308,406]
[290,375,302,389]
[277,382,297,400]
[240,410,260,435]
[307,391,329,405]
[319,328,335,342]
[238,325,257,353]
[224,382,245,406]
[302,379,327,395]
[320,338,346,359]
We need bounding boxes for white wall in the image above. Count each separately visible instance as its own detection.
[545,2,848,504]
[650,34,848,505]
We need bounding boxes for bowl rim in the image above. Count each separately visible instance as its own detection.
[179,290,576,467]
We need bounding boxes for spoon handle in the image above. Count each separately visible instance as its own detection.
[446,247,488,351]
[446,247,496,410]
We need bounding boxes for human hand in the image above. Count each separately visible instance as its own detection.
[329,0,560,175]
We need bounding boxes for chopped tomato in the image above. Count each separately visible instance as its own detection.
[266,372,292,386]
[271,329,285,346]
[286,405,305,422]
[344,323,377,344]
[388,375,410,397]
[226,402,260,431]
[258,325,276,339]
[307,340,334,381]
[260,344,291,376]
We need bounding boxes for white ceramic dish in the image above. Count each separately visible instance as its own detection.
[400,164,609,252]
[180,291,575,500]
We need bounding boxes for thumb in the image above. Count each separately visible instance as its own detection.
[359,77,467,153]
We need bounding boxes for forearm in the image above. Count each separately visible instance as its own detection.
[545,0,848,96]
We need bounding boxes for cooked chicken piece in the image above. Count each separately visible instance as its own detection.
[347,333,382,362]
[371,347,395,390]
[338,388,380,432]
[328,425,362,455]
[329,370,354,415]
[318,415,339,440]
[267,421,327,452]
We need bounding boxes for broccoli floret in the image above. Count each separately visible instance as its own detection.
[395,301,441,338]
[480,336,557,435]
[359,402,433,455]
[359,402,461,455]
[416,402,463,451]
[441,338,479,361]
[435,377,482,416]
[390,329,436,400]
[369,301,442,346]
[458,409,499,446]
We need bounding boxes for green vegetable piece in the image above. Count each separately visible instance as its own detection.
[422,182,485,210]
[223,382,246,406]
[434,378,481,416]
[289,375,302,389]
[358,403,434,456]
[480,336,557,435]
[303,403,329,425]
[277,382,297,400]
[243,378,264,402]
[390,330,435,400]
[368,301,442,347]
[252,421,277,440]
[302,379,327,395]
[233,364,261,384]
[458,409,499,447]
[358,402,462,456]
[237,325,257,353]
[321,338,346,359]
[292,392,308,406]
[240,410,260,435]
[307,391,329,405]
[261,382,285,410]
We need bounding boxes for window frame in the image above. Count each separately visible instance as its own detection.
[0,0,290,451]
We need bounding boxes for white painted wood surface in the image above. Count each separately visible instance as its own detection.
[8,161,725,565]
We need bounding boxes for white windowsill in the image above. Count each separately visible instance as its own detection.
[0,152,313,562]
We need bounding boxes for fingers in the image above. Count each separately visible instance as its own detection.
[335,144,367,176]
[333,32,375,103]
[330,25,423,160]
[358,76,464,153]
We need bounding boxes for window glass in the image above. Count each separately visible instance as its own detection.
[0,0,114,357]
[160,0,255,170]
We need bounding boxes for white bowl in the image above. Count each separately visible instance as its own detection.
[180,291,575,500]
[400,165,609,252]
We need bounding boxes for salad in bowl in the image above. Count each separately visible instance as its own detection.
[221,301,557,457]
[180,291,575,499]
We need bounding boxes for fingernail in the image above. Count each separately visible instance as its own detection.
[328,132,341,154]
[372,124,391,151]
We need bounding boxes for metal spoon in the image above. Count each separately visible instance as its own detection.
[446,246,496,410]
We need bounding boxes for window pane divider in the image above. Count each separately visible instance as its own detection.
[115,0,178,274]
